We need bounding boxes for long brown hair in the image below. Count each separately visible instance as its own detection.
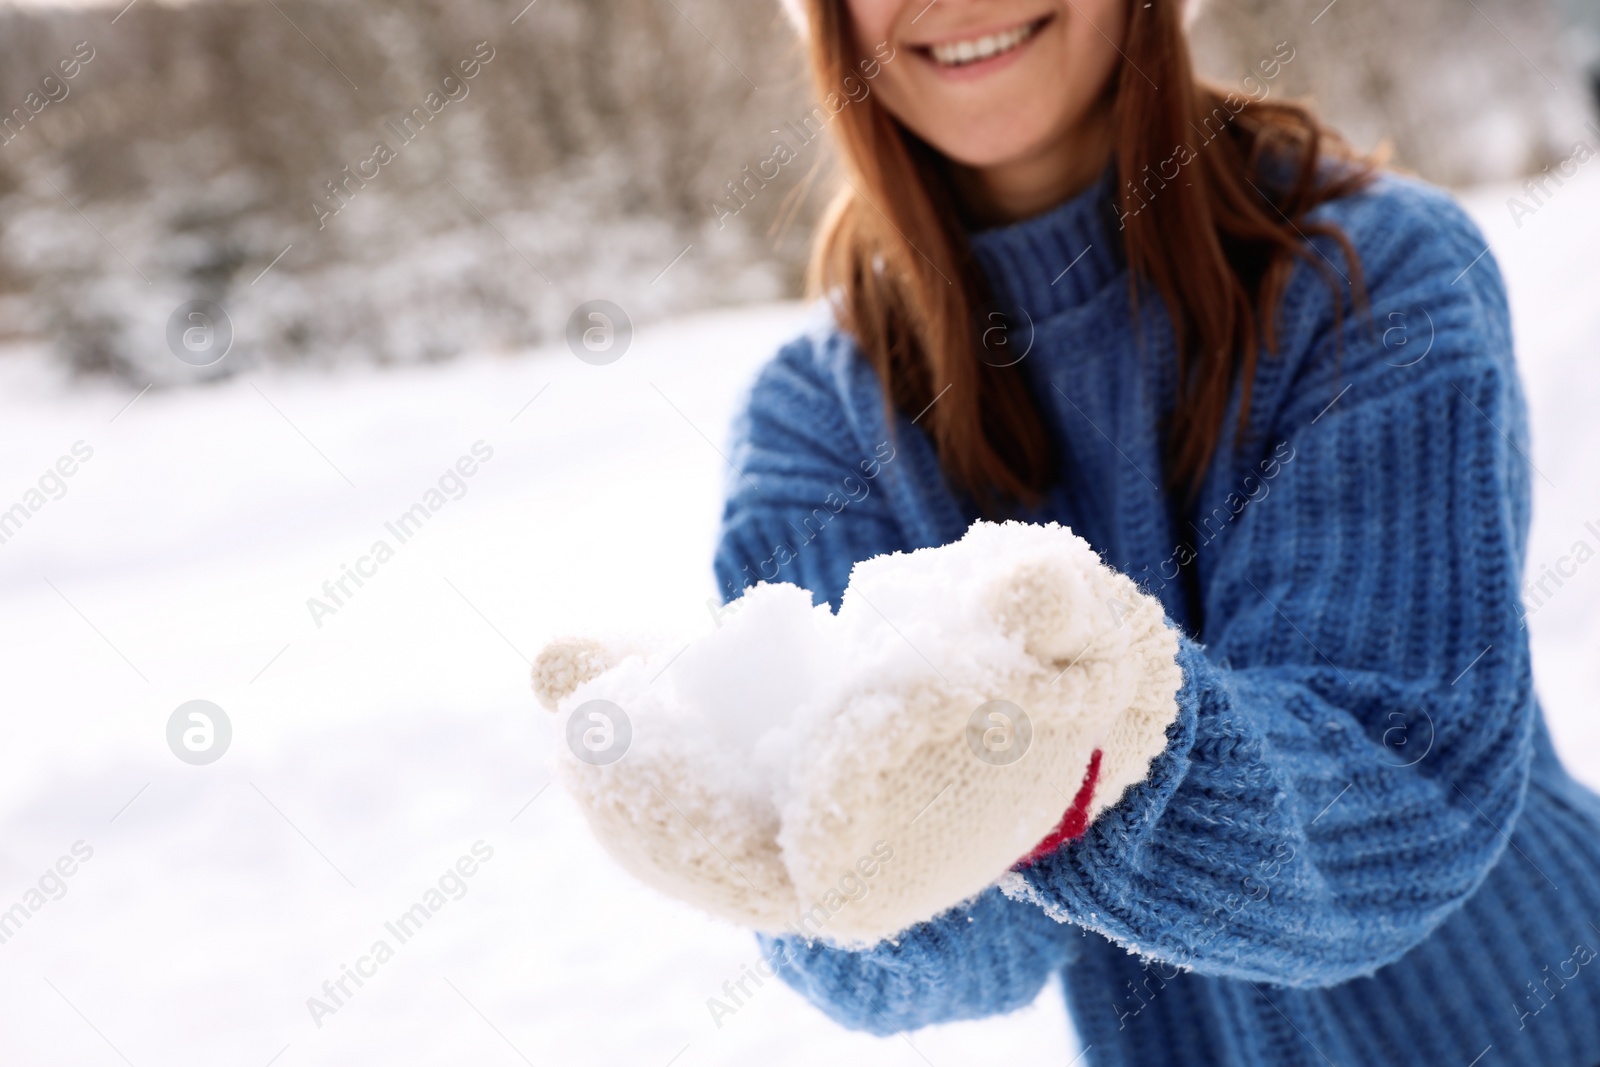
[801,0,1373,509]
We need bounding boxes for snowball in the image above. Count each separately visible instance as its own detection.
[668,581,830,755]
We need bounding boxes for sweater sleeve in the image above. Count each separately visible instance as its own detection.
[713,335,897,607]
[713,325,951,607]
[1009,194,1537,988]
[752,886,1083,1034]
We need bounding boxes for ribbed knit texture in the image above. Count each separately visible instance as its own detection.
[711,169,1600,1066]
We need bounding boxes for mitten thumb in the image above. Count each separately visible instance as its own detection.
[532,636,632,711]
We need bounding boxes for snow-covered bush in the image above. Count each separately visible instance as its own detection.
[1188,0,1595,185]
[0,0,816,381]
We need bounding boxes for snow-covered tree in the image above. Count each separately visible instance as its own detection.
[1189,0,1596,184]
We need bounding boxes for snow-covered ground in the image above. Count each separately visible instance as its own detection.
[0,170,1595,1067]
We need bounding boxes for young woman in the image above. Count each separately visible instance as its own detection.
[706,0,1600,1063]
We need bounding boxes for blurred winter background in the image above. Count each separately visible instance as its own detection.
[0,0,1596,1063]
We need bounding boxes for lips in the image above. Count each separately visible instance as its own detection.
[916,14,1052,70]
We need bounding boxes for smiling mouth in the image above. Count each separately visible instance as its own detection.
[920,15,1052,68]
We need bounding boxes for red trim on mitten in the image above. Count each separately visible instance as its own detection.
[1013,748,1102,869]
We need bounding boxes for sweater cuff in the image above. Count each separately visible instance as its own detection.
[1003,630,1205,906]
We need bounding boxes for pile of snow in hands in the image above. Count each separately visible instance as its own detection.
[533,520,1184,945]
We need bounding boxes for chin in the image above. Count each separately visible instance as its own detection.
[924,121,1064,172]
[900,81,1086,172]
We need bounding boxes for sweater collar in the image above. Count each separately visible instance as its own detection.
[965,166,1124,320]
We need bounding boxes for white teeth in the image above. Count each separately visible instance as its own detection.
[928,21,1038,67]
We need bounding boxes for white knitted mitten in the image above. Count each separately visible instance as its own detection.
[535,520,1183,944]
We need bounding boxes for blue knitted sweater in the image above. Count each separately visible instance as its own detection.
[710,171,1600,1066]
